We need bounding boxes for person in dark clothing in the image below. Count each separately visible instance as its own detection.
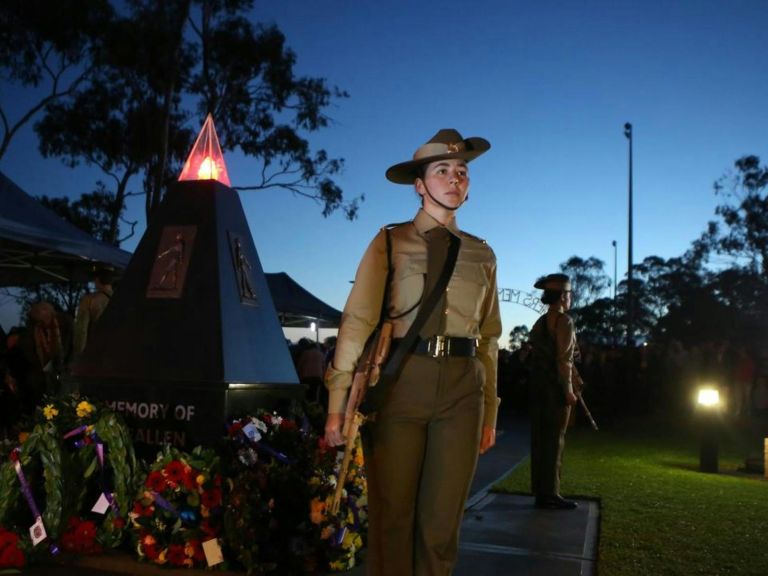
[528,273,581,510]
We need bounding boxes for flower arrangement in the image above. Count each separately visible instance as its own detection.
[222,404,368,574]
[129,445,224,569]
[0,394,136,562]
[308,434,368,572]
[0,526,26,570]
[222,409,318,574]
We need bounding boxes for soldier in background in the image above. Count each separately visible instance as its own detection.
[528,273,581,510]
[73,265,115,359]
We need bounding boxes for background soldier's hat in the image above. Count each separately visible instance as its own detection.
[385,129,491,184]
[534,273,571,291]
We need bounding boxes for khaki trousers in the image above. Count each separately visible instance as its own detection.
[363,353,484,576]
[530,392,571,498]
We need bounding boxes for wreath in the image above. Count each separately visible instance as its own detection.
[222,408,320,574]
[308,433,368,572]
[129,445,225,569]
[0,394,136,560]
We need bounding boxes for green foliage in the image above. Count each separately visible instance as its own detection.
[0,394,138,553]
[496,417,768,576]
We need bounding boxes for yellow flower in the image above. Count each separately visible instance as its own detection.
[156,549,167,565]
[76,400,95,418]
[43,404,59,420]
[196,474,206,485]
[18,431,29,444]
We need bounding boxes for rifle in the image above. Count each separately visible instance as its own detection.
[573,367,598,431]
[577,392,599,431]
[330,322,393,515]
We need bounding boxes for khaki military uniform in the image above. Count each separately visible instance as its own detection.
[528,310,580,499]
[73,288,112,357]
[326,208,501,575]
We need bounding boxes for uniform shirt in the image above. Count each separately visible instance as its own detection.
[326,209,502,427]
[530,310,581,399]
[73,288,112,356]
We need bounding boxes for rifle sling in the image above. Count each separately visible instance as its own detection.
[359,230,461,415]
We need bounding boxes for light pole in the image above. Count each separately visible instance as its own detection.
[612,239,617,346]
[624,122,634,348]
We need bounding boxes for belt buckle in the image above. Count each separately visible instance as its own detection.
[429,335,447,358]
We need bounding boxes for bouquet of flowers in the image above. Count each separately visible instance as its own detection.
[222,408,318,574]
[129,445,224,569]
[308,434,368,572]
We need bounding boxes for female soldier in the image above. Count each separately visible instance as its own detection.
[324,129,502,575]
[528,273,581,509]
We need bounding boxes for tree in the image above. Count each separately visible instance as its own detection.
[703,155,768,275]
[558,256,610,310]
[507,324,530,350]
[32,0,356,245]
[0,0,112,160]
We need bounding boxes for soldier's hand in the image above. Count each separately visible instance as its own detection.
[479,426,496,454]
[324,413,345,447]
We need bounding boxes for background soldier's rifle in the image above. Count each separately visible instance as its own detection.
[577,392,599,431]
[573,367,598,431]
[330,322,393,515]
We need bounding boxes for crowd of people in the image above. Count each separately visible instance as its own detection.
[0,267,114,438]
[498,335,768,427]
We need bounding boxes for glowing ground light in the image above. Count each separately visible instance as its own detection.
[697,387,720,407]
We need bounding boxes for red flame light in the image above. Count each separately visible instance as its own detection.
[178,114,231,186]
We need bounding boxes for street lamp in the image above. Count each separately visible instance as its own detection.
[695,385,722,473]
[612,240,617,346]
[623,123,634,348]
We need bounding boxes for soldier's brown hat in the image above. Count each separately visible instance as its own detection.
[385,129,490,185]
[534,273,571,292]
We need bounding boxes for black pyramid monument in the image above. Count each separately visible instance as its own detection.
[72,115,301,452]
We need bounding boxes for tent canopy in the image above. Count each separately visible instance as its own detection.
[0,171,132,286]
[265,272,342,328]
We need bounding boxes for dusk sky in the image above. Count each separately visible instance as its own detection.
[2,0,767,343]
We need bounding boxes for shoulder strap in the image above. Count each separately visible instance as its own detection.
[360,232,461,414]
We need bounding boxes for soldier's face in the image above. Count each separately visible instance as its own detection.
[416,159,470,210]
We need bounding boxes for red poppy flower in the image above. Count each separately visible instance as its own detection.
[0,545,25,569]
[280,418,298,431]
[167,543,187,566]
[187,540,206,563]
[201,487,222,509]
[145,470,166,492]
[142,543,159,560]
[164,460,188,486]
[133,501,154,517]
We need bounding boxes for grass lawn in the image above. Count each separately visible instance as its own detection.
[494,413,768,576]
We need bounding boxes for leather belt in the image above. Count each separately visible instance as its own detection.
[395,335,478,358]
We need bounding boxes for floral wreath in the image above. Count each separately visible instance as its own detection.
[308,433,368,572]
[222,409,318,574]
[0,394,136,562]
[129,445,224,569]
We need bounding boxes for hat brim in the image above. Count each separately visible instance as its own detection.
[385,137,490,184]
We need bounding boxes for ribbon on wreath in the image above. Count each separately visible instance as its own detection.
[9,448,60,555]
[64,426,121,518]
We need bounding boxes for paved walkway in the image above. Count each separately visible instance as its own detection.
[26,414,600,576]
[346,413,599,576]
